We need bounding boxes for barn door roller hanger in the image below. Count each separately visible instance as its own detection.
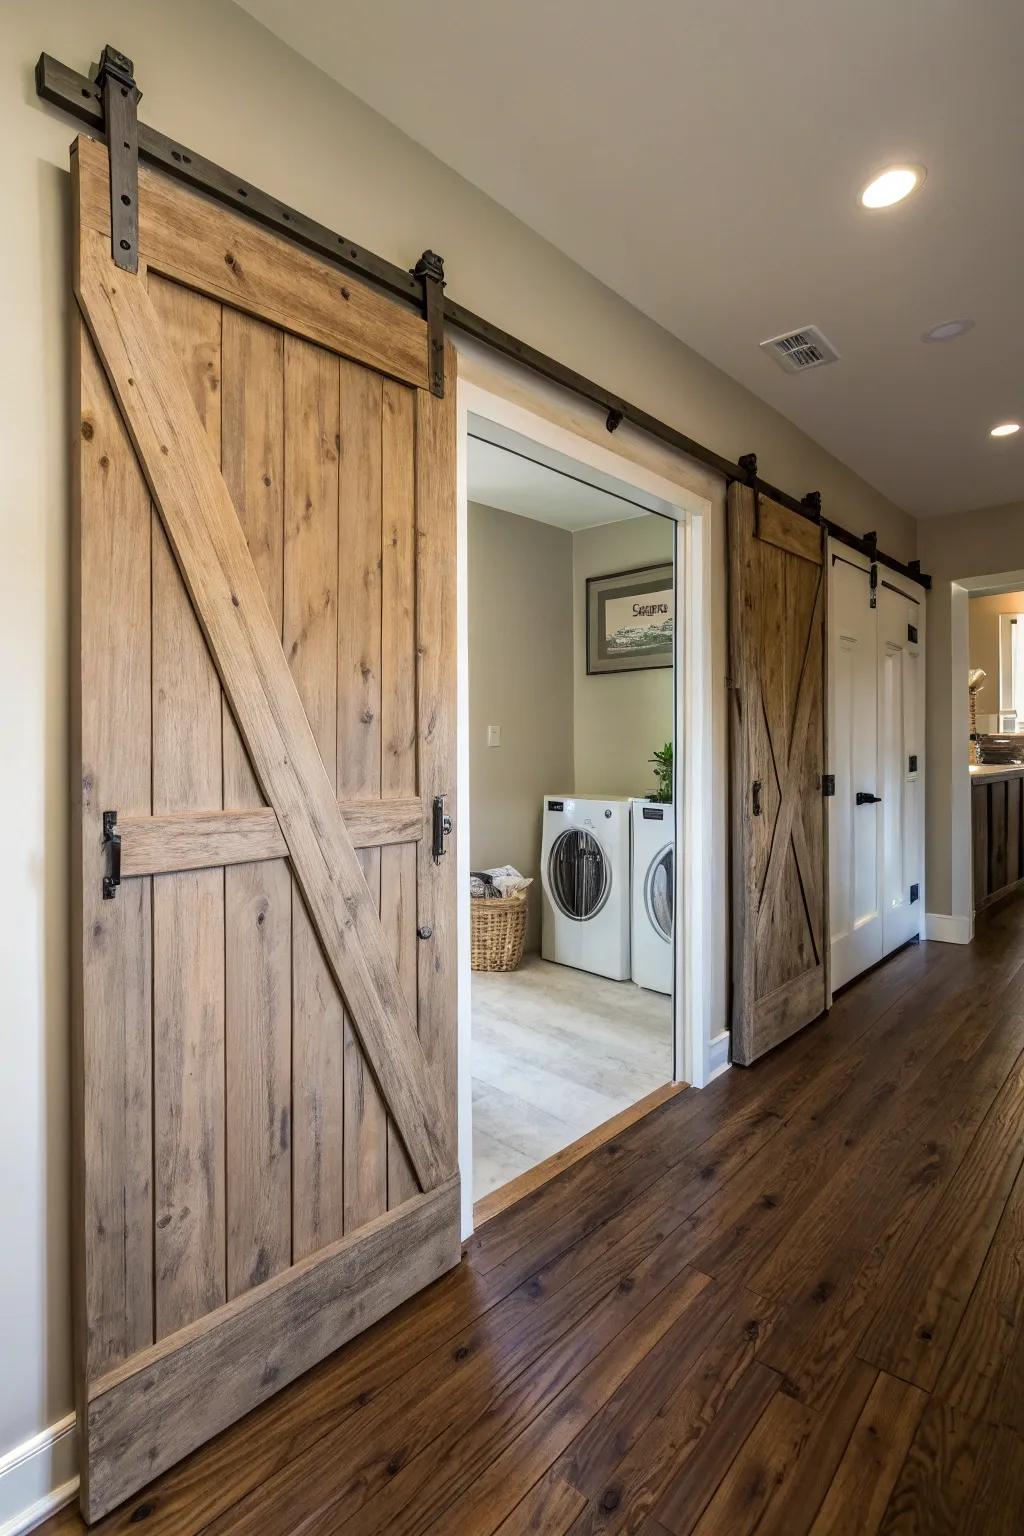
[94,43,140,272]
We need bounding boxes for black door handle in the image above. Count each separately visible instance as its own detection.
[432,794,452,862]
[856,791,882,805]
[752,779,762,817]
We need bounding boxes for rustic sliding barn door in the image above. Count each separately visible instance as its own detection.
[71,134,458,1521]
[728,485,828,1065]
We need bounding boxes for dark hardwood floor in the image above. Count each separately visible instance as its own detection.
[46,897,1024,1535]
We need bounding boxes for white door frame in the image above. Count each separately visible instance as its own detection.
[455,348,720,1239]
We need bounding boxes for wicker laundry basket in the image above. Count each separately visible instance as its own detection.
[470,890,529,972]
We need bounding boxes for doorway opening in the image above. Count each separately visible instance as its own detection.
[464,413,681,1215]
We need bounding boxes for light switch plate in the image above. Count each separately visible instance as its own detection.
[487,724,501,748]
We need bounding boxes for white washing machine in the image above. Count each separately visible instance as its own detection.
[541,796,631,981]
[630,799,674,994]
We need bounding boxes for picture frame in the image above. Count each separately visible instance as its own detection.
[586,562,674,675]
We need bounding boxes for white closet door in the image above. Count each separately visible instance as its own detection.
[828,552,883,990]
[878,582,924,955]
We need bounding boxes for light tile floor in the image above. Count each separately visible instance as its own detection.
[472,953,674,1202]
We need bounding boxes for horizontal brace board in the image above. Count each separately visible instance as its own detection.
[37,52,930,590]
[119,800,424,877]
[84,1176,461,1520]
[76,133,428,388]
[756,493,824,565]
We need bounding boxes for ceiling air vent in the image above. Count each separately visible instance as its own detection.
[760,326,840,374]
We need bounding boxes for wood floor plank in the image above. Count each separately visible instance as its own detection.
[807,1369,927,1535]
[932,1154,1024,1430]
[410,1268,720,1536]
[563,1298,778,1535]
[858,1047,1024,1390]
[42,898,1024,1536]
[493,1471,587,1535]
[659,1359,876,1536]
[751,1003,1024,1408]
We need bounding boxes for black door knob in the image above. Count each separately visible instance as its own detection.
[856,791,882,805]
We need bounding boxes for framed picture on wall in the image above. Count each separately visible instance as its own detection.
[586,562,674,675]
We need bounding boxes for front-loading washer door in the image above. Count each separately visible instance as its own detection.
[645,845,674,940]
[548,829,611,920]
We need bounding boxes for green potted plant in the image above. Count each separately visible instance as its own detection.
[649,741,673,803]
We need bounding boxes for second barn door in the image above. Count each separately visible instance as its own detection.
[72,133,458,1521]
[729,485,828,1064]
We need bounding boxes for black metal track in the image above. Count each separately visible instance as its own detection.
[36,51,930,591]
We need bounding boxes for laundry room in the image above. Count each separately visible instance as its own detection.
[467,418,679,1207]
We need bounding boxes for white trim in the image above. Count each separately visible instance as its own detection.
[949,584,974,934]
[0,1417,77,1536]
[706,1030,731,1080]
[455,361,720,1238]
[925,911,974,944]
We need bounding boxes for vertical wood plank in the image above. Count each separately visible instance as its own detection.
[381,380,420,1205]
[75,324,154,1381]
[990,779,1007,895]
[972,785,989,910]
[414,345,459,1165]
[285,335,345,1260]
[221,309,292,1297]
[148,276,226,1338]
[338,358,388,1229]
[1008,777,1022,887]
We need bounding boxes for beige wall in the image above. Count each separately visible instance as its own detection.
[969,590,1024,708]
[573,516,676,798]
[917,503,1024,915]
[0,0,918,1492]
[468,503,573,949]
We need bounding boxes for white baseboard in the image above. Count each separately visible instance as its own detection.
[0,1416,78,1536]
[925,911,974,945]
[705,1031,731,1082]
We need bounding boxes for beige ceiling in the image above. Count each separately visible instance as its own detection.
[238,0,1024,518]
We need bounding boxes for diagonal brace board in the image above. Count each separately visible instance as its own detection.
[754,570,824,947]
[74,210,451,1192]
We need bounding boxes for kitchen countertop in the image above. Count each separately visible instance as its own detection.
[969,763,1024,783]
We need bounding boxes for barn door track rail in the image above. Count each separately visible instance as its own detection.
[36,47,929,589]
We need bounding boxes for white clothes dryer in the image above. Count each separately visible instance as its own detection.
[540,795,631,981]
[630,798,674,994]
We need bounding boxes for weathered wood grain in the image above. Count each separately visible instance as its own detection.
[757,493,824,565]
[728,483,827,1065]
[74,324,154,1389]
[415,344,460,1164]
[382,377,420,1206]
[338,357,389,1229]
[84,1178,460,1520]
[75,134,428,389]
[118,799,423,876]
[148,274,226,1340]
[74,217,450,1191]
[221,306,292,1299]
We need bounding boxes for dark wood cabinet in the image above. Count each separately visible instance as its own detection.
[972,770,1024,912]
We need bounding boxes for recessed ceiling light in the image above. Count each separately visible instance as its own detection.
[861,164,925,209]
[922,319,974,343]
[990,422,1021,438]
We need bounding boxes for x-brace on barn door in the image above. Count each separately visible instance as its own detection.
[728,484,829,1064]
[71,133,459,1521]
